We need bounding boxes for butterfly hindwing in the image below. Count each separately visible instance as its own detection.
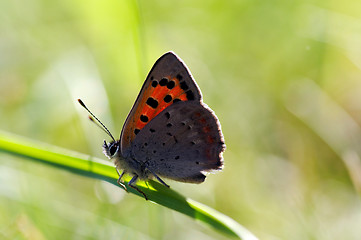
[131,101,225,183]
[120,52,202,157]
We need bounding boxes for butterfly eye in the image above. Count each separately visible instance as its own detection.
[102,141,119,159]
[109,143,119,156]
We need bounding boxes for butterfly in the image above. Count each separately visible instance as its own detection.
[79,52,225,200]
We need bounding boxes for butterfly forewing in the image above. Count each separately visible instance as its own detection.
[120,52,202,156]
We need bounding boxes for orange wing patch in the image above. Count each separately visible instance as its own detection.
[132,76,192,135]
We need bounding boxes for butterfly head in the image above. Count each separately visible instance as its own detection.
[102,140,120,159]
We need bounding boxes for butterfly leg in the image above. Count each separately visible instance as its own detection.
[116,168,128,192]
[146,167,170,188]
[128,175,148,200]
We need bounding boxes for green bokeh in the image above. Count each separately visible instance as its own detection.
[1,0,361,239]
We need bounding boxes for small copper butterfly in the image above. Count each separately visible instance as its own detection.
[79,52,225,200]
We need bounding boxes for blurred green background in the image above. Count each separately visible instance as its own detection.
[1,0,361,239]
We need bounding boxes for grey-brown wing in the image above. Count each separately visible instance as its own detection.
[130,101,225,183]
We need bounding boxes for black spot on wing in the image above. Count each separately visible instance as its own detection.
[176,74,183,81]
[167,81,175,89]
[180,81,188,90]
[159,78,168,86]
[146,97,158,108]
[140,115,149,122]
[151,80,158,87]
[186,90,195,100]
[164,95,172,103]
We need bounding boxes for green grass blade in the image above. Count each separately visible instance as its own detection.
[0,130,258,240]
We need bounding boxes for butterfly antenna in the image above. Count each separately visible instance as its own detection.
[87,116,115,140]
[78,99,116,142]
